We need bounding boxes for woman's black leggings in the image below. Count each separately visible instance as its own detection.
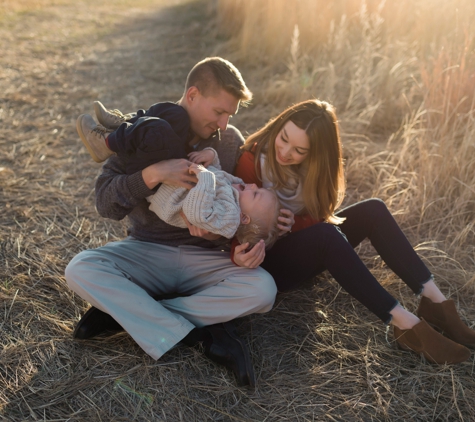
[261,198,432,323]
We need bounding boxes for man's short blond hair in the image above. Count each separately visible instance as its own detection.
[185,57,253,106]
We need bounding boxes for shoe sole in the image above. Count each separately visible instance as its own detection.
[93,101,109,129]
[94,101,122,130]
[76,114,104,163]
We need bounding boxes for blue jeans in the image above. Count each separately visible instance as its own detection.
[261,198,432,323]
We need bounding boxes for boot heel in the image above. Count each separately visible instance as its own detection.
[395,341,411,352]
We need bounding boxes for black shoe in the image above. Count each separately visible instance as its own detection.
[73,306,124,339]
[203,322,256,388]
[73,294,182,340]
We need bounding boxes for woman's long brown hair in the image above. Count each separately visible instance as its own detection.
[242,99,345,224]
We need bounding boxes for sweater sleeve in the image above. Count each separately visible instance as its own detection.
[203,147,221,169]
[293,214,321,231]
[95,155,155,221]
[147,184,188,228]
[182,169,241,239]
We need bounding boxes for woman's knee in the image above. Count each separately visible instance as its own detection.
[362,198,389,217]
[308,221,348,243]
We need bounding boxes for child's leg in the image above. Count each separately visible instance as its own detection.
[94,101,135,130]
[94,101,189,138]
[94,101,149,129]
[106,117,188,175]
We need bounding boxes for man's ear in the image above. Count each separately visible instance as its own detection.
[185,86,200,103]
[240,213,251,225]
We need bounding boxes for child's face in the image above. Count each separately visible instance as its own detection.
[233,183,277,223]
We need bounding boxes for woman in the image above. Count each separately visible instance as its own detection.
[232,99,475,364]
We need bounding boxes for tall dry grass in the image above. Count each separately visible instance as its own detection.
[216,0,475,289]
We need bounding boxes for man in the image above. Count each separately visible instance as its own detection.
[65,57,276,388]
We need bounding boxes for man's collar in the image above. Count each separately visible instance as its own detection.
[189,129,221,148]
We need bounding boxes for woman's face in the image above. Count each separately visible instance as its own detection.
[274,120,310,166]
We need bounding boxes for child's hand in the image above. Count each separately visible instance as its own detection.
[188,163,207,176]
[188,149,216,167]
[180,211,222,240]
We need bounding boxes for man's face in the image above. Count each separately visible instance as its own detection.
[186,87,240,139]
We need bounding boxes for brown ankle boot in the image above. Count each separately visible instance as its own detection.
[76,114,114,163]
[417,296,475,348]
[394,319,470,364]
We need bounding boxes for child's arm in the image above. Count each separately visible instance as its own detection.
[188,148,219,168]
[179,211,222,241]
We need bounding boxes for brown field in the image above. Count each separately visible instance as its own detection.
[1,0,475,420]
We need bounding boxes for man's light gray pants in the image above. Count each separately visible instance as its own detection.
[65,238,276,360]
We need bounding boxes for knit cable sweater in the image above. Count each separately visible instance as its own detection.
[147,149,244,239]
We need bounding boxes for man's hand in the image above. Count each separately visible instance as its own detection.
[142,159,198,190]
[278,208,295,236]
[180,211,222,241]
[233,240,266,268]
[188,149,216,167]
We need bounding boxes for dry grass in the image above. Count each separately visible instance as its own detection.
[1,0,475,420]
[216,0,475,279]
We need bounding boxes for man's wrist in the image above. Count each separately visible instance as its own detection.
[127,171,155,199]
[142,166,163,189]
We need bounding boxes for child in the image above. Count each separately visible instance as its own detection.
[149,149,280,248]
[76,112,281,249]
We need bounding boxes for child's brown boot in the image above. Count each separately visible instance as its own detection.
[94,101,133,130]
[76,114,113,163]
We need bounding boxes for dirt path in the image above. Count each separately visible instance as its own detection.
[0,1,242,419]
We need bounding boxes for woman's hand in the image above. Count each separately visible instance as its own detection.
[277,208,295,236]
[180,211,221,240]
[233,240,266,268]
[188,149,216,167]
